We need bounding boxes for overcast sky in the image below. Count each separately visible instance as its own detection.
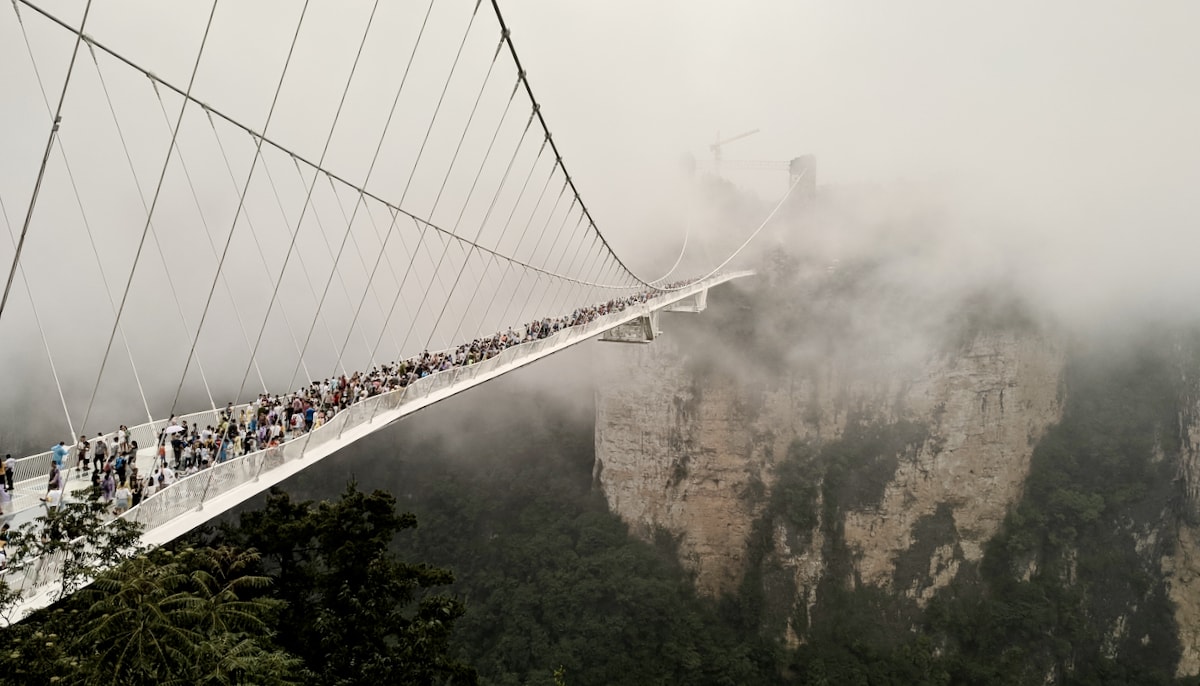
[2,1,1199,440]
[505,1,1200,318]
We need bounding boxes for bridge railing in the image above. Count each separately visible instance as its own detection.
[3,290,666,500]
[113,286,690,539]
[6,403,254,515]
[3,274,747,612]
[9,449,57,486]
[2,545,69,604]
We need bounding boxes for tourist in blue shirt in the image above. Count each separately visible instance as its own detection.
[50,441,68,468]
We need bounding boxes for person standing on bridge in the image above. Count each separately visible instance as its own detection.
[42,463,61,501]
[101,470,115,504]
[92,434,108,473]
[4,454,13,492]
[50,441,68,469]
[289,409,304,438]
[171,433,184,469]
[113,481,131,515]
[76,435,89,472]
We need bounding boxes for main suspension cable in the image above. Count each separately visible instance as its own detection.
[13,0,637,292]
[486,0,649,289]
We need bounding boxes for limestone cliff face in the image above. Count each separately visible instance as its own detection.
[841,331,1065,598]
[593,336,786,596]
[1164,369,1200,676]
[593,310,1067,602]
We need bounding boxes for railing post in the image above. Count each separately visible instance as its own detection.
[297,425,315,460]
[252,446,272,483]
[336,407,349,440]
[367,394,382,425]
[196,460,219,512]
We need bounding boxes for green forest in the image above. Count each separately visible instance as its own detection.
[0,380,780,685]
[4,322,1200,684]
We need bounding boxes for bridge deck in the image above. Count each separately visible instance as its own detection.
[1,271,750,622]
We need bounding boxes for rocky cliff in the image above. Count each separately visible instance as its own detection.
[1165,345,1200,676]
[593,254,1200,679]
[594,299,1066,602]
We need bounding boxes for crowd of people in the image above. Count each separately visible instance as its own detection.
[30,282,696,517]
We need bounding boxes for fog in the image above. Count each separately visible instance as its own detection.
[505,1,1200,326]
[1,0,1199,450]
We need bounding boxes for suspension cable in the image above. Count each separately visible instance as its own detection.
[185,0,314,412]
[533,210,587,317]
[486,0,648,288]
[303,0,436,365]
[685,169,807,283]
[519,200,581,325]
[547,214,599,315]
[395,59,519,355]
[257,152,340,379]
[475,139,555,335]
[496,179,569,328]
[284,161,382,381]
[451,134,549,343]
[0,0,93,327]
[340,0,484,370]
[318,172,400,365]
[204,111,317,385]
[13,0,633,292]
[426,106,536,350]
[12,8,156,427]
[334,22,505,381]
[648,214,689,286]
[90,41,220,417]
[0,189,75,444]
[253,0,382,393]
[140,72,268,394]
[83,0,220,436]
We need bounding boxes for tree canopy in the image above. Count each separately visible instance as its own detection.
[0,485,475,686]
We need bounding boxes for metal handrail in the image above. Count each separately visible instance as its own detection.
[1,273,748,614]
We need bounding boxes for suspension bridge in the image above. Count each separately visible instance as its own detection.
[0,0,803,622]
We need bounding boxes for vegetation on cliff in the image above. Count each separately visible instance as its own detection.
[736,419,945,683]
[926,332,1188,685]
[732,328,1200,684]
[316,390,778,685]
[7,299,1195,684]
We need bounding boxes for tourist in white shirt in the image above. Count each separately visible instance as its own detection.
[113,482,131,514]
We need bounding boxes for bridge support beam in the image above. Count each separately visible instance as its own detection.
[599,311,661,343]
[664,288,708,313]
